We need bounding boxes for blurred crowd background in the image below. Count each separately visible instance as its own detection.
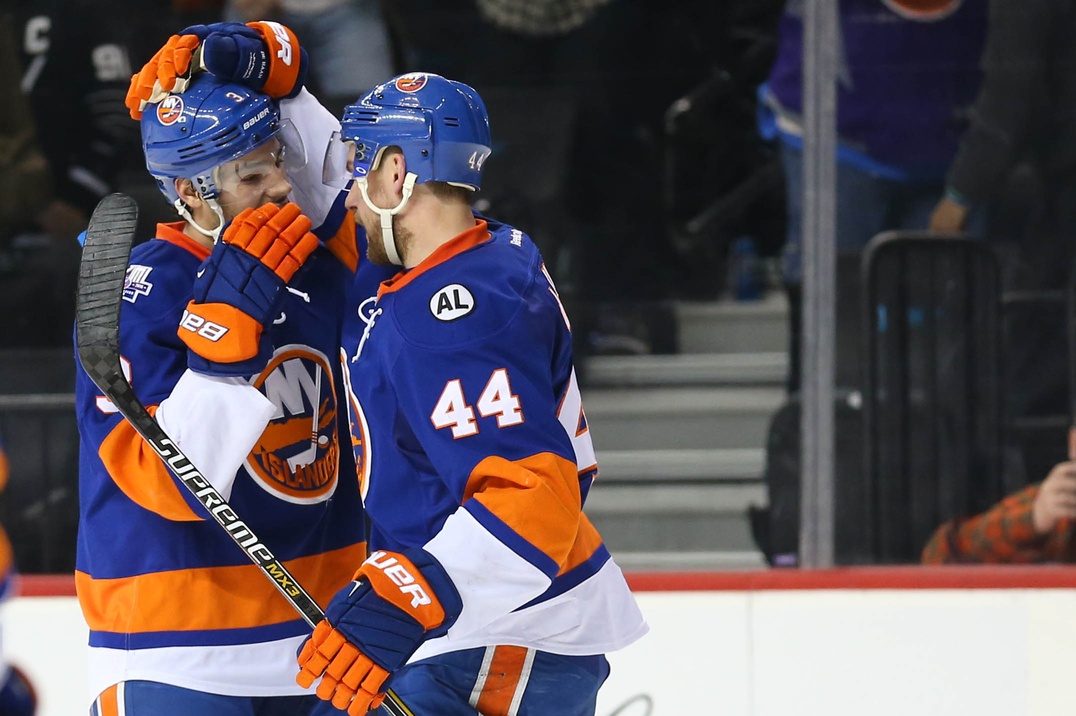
[3,0,1074,573]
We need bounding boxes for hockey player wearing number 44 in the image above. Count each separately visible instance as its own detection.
[294,74,649,716]
[76,20,394,716]
[121,23,647,714]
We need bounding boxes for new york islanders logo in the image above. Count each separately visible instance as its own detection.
[881,0,962,21]
[248,346,339,504]
[156,95,185,126]
[395,73,427,93]
[340,349,372,500]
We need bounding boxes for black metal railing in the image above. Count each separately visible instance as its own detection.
[861,232,1005,563]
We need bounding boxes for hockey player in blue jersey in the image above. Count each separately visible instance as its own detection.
[77,26,382,714]
[297,73,648,716]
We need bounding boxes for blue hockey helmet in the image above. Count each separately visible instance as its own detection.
[338,73,492,191]
[141,74,301,207]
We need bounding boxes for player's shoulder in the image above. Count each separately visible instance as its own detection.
[443,215,541,284]
[389,218,545,347]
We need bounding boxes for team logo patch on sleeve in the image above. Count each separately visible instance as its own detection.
[430,284,475,321]
[122,265,154,303]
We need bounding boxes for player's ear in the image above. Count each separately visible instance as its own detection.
[175,178,201,208]
[386,149,406,193]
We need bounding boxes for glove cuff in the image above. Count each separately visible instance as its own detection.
[246,21,308,99]
[187,340,273,378]
[178,301,264,364]
[355,549,463,635]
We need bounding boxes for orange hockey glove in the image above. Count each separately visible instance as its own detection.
[126,21,307,120]
[296,550,463,715]
[126,33,200,119]
[180,202,317,376]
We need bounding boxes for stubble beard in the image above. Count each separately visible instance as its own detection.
[366,216,412,267]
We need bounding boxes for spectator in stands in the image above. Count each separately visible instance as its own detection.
[0,14,51,247]
[223,0,394,115]
[389,0,785,359]
[764,0,986,391]
[929,0,1076,480]
[6,1,140,348]
[15,1,139,244]
[922,454,1076,563]
[172,0,225,25]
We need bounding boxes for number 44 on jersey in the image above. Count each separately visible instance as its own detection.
[431,368,523,438]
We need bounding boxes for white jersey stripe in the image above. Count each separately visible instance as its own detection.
[467,645,497,709]
[506,648,536,716]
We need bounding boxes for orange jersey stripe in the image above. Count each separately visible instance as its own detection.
[96,683,120,716]
[97,407,202,522]
[465,452,581,567]
[378,221,490,298]
[0,448,8,493]
[474,646,530,716]
[77,542,364,634]
[157,221,211,261]
[0,526,13,578]
[559,514,603,577]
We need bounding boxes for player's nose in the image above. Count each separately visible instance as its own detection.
[344,182,362,213]
[265,170,293,204]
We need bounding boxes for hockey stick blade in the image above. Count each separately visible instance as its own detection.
[76,193,138,386]
[75,194,414,716]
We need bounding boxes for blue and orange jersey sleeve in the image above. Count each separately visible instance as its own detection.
[312,190,361,273]
[278,88,364,271]
[76,238,209,522]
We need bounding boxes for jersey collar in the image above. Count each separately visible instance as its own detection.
[157,222,211,261]
[377,219,491,298]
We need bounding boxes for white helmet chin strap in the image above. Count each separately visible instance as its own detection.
[174,197,226,243]
[356,173,417,266]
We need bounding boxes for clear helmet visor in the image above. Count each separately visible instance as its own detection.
[211,118,307,217]
[323,131,355,189]
[323,130,385,188]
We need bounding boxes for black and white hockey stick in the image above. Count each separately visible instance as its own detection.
[76,193,414,716]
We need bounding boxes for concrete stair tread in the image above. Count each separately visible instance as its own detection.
[675,292,789,319]
[674,294,789,354]
[579,297,785,562]
[596,448,764,482]
[584,386,784,451]
[586,482,767,513]
[585,352,787,387]
[582,386,786,414]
